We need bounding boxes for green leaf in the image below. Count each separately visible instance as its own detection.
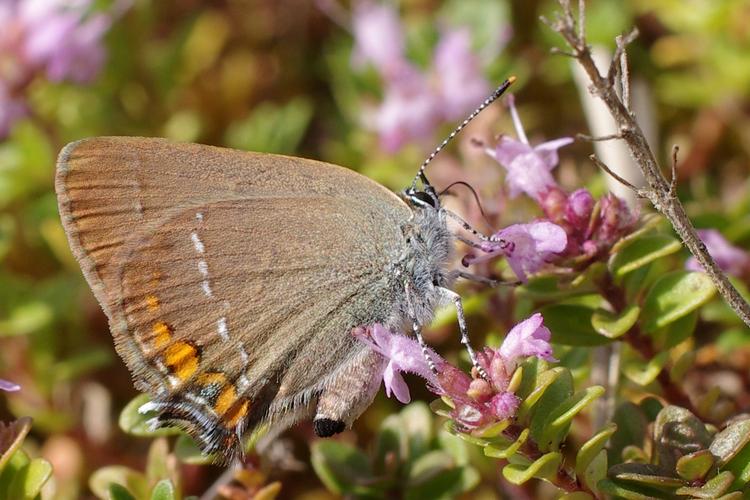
[0,450,29,498]
[502,452,562,485]
[650,311,698,350]
[676,450,715,481]
[540,386,606,451]
[541,304,612,346]
[576,423,617,482]
[406,457,479,500]
[609,234,683,277]
[146,439,170,482]
[529,370,573,451]
[675,470,734,498]
[598,478,672,499]
[6,458,53,500]
[483,429,529,459]
[373,414,406,475]
[108,483,137,500]
[89,466,148,500]
[622,346,668,386]
[310,440,374,496]
[516,367,565,423]
[582,449,607,494]
[591,305,640,338]
[150,479,176,500]
[401,402,434,458]
[609,463,684,489]
[641,271,716,333]
[709,418,750,467]
[119,394,182,437]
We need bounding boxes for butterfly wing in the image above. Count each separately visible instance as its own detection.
[56,137,411,457]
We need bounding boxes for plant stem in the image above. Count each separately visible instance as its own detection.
[547,0,750,330]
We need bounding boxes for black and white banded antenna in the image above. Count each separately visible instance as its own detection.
[409,76,516,193]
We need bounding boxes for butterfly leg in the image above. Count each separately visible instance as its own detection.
[440,288,489,379]
[313,346,386,437]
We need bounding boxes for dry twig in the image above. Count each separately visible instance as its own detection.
[546,0,750,329]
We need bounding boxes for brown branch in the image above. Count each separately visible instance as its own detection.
[548,0,750,329]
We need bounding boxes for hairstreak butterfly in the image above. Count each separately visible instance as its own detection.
[55,78,514,463]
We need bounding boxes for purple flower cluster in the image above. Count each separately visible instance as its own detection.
[0,0,126,138]
[465,94,637,280]
[351,1,491,152]
[355,313,555,431]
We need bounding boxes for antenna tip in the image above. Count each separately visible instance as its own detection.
[508,75,517,84]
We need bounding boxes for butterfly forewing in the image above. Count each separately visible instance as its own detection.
[56,137,412,455]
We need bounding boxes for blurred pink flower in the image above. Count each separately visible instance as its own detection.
[0,0,127,138]
[351,1,408,79]
[0,378,20,392]
[463,221,568,282]
[686,229,750,276]
[488,94,573,199]
[354,314,556,430]
[433,28,490,121]
[350,3,492,152]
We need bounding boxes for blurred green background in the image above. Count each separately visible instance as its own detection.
[1,0,750,498]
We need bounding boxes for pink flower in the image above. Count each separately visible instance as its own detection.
[499,313,557,364]
[354,324,440,404]
[686,229,750,277]
[354,314,556,431]
[463,221,568,282]
[565,188,595,229]
[489,95,573,200]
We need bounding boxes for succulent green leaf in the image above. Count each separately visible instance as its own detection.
[516,367,565,423]
[641,271,716,333]
[541,386,605,451]
[310,440,374,495]
[676,450,715,482]
[609,234,682,277]
[150,479,176,500]
[591,305,640,338]
[609,463,684,489]
[119,394,182,437]
[6,457,52,500]
[622,347,668,386]
[675,470,734,498]
[651,311,698,350]
[108,483,137,500]
[654,406,712,470]
[529,370,574,450]
[437,429,469,466]
[540,304,612,346]
[576,423,617,481]
[374,414,406,475]
[502,452,562,485]
[146,438,170,482]
[710,418,750,467]
[401,402,434,458]
[670,350,696,382]
[89,466,148,500]
[483,429,529,459]
[597,478,672,499]
[0,449,29,498]
[582,449,607,494]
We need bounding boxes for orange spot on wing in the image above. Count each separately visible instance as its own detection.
[223,400,250,428]
[197,372,227,386]
[146,294,160,311]
[151,321,173,348]
[214,384,237,415]
[164,341,199,381]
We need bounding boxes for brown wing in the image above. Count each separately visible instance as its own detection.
[56,137,411,457]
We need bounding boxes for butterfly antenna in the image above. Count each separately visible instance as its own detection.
[410,76,516,192]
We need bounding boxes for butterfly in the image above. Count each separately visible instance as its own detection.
[55,79,513,463]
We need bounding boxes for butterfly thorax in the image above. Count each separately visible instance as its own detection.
[392,207,455,328]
